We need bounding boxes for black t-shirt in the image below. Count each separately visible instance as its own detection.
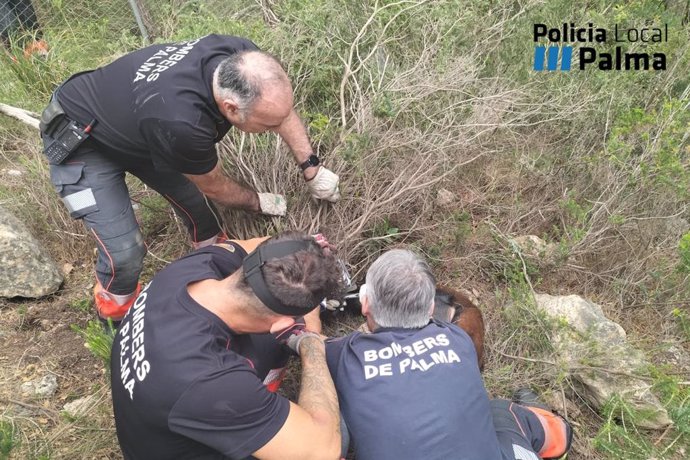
[110,243,290,460]
[326,321,503,460]
[57,34,258,173]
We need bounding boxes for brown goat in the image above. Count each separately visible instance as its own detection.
[433,285,485,371]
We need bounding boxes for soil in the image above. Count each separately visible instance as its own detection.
[0,287,119,458]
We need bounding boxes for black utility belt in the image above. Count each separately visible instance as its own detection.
[40,97,97,165]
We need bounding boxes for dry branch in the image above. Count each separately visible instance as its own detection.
[0,103,40,130]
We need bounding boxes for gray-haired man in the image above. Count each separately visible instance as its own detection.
[326,249,572,460]
[39,34,339,322]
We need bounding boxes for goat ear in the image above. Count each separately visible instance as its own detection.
[438,284,477,310]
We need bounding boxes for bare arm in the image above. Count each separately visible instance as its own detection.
[184,162,260,212]
[253,336,340,460]
[303,307,322,333]
[274,109,320,181]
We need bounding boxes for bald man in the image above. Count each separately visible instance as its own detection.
[39,35,340,323]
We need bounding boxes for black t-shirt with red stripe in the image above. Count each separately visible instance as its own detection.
[110,242,290,459]
[57,34,258,174]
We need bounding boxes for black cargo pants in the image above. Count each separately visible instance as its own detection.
[47,144,222,295]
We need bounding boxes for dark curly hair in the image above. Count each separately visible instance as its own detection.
[239,231,344,316]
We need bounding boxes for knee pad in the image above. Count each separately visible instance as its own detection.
[525,406,573,459]
[95,231,146,295]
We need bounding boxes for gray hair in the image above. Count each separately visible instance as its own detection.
[365,249,436,329]
[214,50,287,114]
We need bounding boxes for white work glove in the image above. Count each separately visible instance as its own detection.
[320,299,342,311]
[306,167,340,202]
[258,193,287,216]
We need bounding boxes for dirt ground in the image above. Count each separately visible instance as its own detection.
[0,131,680,459]
[0,271,122,458]
[0,268,602,460]
[0,280,363,459]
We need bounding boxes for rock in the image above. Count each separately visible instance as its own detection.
[535,293,672,429]
[21,374,58,399]
[63,395,96,418]
[62,263,74,276]
[436,188,456,208]
[0,205,63,298]
[511,235,557,259]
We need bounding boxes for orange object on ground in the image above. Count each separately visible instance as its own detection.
[23,39,48,58]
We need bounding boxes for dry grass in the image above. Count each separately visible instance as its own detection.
[1,0,689,458]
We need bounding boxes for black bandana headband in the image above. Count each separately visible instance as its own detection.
[242,240,314,316]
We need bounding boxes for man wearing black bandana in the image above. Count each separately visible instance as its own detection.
[110,231,344,460]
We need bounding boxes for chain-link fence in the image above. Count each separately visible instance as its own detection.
[1,0,42,47]
[1,0,149,50]
[0,0,273,109]
[0,0,271,53]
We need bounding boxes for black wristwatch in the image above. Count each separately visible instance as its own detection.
[299,154,320,171]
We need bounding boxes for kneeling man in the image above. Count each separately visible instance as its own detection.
[111,231,343,459]
[326,249,572,460]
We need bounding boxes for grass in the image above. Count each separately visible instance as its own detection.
[0,420,17,459]
[1,0,689,458]
[594,368,690,459]
[68,298,91,313]
[482,285,561,393]
[71,321,115,368]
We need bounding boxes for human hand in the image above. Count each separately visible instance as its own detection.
[272,317,306,345]
[306,167,340,202]
[311,233,336,254]
[258,193,287,216]
[287,331,322,355]
[272,317,322,355]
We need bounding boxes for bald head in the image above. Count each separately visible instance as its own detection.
[214,51,290,111]
[213,51,294,132]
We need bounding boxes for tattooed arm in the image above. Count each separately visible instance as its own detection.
[296,336,340,432]
[253,336,341,460]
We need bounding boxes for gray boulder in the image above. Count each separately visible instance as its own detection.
[0,205,62,298]
[20,374,58,399]
[534,293,672,429]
